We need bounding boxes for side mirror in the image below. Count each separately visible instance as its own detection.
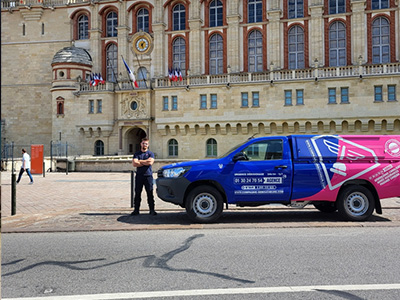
[233,152,248,162]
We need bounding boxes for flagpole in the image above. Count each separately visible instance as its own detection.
[121,55,136,91]
[107,57,121,91]
[134,52,148,89]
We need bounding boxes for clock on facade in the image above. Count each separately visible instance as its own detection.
[132,33,153,55]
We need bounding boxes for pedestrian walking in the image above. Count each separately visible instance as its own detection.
[16,148,34,184]
[131,138,157,216]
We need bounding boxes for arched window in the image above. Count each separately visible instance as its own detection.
[168,139,178,157]
[210,0,223,27]
[137,67,147,88]
[329,21,346,66]
[371,0,389,10]
[173,37,186,75]
[95,140,104,156]
[248,30,263,72]
[288,26,305,69]
[372,17,390,64]
[57,101,64,115]
[106,11,118,37]
[106,43,118,82]
[248,0,262,23]
[173,4,186,31]
[78,15,89,40]
[288,0,304,19]
[206,138,217,157]
[209,34,223,75]
[137,8,149,33]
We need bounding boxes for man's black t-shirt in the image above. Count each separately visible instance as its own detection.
[133,150,155,176]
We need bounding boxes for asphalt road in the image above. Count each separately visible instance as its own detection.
[2,227,400,299]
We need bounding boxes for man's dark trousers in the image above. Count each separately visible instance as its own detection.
[134,175,155,211]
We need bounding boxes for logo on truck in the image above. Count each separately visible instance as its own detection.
[311,135,381,190]
[385,139,400,157]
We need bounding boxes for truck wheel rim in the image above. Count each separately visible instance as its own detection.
[193,193,216,217]
[346,192,368,216]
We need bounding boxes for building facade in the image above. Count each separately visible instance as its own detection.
[1,0,399,159]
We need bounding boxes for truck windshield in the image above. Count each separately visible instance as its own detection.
[218,140,248,158]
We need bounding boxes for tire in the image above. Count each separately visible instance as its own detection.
[313,202,337,213]
[337,185,375,221]
[185,186,223,223]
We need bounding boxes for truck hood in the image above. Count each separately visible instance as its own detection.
[161,158,224,170]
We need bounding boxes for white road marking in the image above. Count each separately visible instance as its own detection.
[4,284,400,300]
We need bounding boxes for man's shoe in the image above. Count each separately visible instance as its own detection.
[149,210,157,216]
[130,210,139,216]
[29,182,33,185]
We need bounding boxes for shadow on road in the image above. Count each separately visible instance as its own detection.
[114,209,391,226]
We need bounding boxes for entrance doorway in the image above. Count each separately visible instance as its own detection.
[126,128,147,155]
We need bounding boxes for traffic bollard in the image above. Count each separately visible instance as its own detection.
[11,173,16,215]
[130,171,135,208]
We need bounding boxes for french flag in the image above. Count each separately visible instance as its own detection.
[122,57,139,88]
[178,68,183,81]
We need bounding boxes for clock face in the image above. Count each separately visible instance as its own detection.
[135,37,149,52]
[132,33,153,55]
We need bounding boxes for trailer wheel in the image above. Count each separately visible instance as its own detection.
[186,186,223,223]
[337,185,375,221]
[313,202,337,213]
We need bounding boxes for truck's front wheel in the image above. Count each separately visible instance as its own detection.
[186,186,223,223]
[337,185,375,221]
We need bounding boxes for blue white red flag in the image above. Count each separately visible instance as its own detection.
[174,68,179,82]
[178,68,183,81]
[99,73,105,84]
[122,57,139,88]
[168,68,173,81]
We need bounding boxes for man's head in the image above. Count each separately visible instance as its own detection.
[22,148,26,154]
[141,138,150,152]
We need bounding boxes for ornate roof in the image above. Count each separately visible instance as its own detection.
[52,46,93,66]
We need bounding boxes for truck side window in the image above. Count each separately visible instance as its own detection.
[242,140,283,161]
[265,140,283,160]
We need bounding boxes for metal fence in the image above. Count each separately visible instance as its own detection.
[1,141,80,170]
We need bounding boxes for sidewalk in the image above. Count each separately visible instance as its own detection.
[1,171,400,233]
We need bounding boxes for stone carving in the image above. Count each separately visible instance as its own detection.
[121,95,147,119]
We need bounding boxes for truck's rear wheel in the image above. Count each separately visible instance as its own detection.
[186,186,223,223]
[337,185,375,221]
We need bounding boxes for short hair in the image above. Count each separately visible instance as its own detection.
[142,137,149,142]
[22,148,26,153]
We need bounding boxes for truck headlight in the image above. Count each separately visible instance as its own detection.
[162,167,190,178]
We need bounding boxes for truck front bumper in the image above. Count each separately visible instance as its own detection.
[156,177,191,207]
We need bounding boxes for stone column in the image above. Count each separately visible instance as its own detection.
[226,14,241,73]
[267,9,282,69]
[152,0,166,77]
[189,19,203,75]
[309,3,324,65]
[117,0,129,73]
[187,0,202,75]
[89,4,102,71]
[226,0,241,72]
[351,0,367,64]
[152,23,166,77]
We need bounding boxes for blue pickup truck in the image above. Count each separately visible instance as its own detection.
[156,135,400,223]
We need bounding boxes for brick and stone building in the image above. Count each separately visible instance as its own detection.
[1,0,399,160]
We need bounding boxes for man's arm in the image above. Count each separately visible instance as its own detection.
[132,157,154,167]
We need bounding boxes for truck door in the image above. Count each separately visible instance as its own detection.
[230,138,293,203]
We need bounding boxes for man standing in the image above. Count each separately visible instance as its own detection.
[16,148,34,184]
[131,137,157,216]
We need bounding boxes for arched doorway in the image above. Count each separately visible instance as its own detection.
[126,128,147,155]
